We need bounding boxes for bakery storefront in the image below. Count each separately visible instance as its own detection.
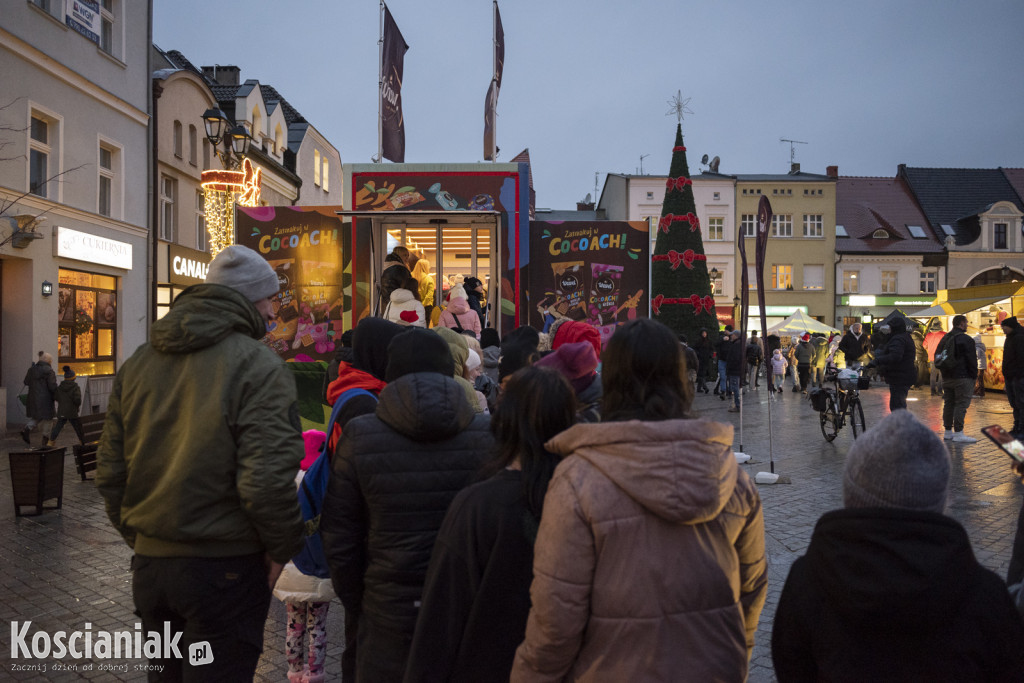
[55,227,133,377]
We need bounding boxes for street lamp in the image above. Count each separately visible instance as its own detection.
[202,108,251,169]
[733,295,741,328]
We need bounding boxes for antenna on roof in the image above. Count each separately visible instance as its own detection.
[639,154,649,175]
[780,138,808,165]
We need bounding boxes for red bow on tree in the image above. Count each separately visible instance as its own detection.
[652,294,666,315]
[669,249,706,271]
[687,294,716,315]
[666,176,693,192]
[673,146,687,152]
[658,212,701,234]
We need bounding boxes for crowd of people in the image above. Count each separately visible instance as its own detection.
[52,243,1021,680]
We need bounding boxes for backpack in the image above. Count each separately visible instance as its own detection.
[746,342,761,363]
[292,387,378,579]
[934,333,958,373]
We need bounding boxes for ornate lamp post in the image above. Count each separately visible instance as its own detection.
[200,108,260,256]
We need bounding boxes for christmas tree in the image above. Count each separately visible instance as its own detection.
[651,122,718,341]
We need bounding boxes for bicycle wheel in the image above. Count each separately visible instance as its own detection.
[820,394,839,442]
[849,397,867,438]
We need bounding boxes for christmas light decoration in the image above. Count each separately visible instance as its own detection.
[201,158,263,257]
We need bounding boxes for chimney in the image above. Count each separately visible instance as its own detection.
[201,65,240,86]
[826,165,838,178]
[577,201,595,212]
[789,162,801,174]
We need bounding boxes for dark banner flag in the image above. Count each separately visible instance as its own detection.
[381,4,408,163]
[755,194,773,343]
[484,2,504,161]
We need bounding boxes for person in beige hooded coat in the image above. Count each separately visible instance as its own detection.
[512,318,767,682]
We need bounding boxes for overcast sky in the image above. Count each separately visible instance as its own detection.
[154,0,1024,209]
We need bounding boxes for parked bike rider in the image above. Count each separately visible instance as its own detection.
[867,317,916,411]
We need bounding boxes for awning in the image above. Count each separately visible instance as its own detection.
[910,295,1009,317]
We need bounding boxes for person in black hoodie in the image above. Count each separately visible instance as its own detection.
[937,314,979,443]
[725,329,745,412]
[320,328,494,682]
[694,328,714,394]
[404,367,577,683]
[1001,316,1024,440]
[772,410,1024,682]
[463,276,487,328]
[867,317,916,411]
[715,327,734,398]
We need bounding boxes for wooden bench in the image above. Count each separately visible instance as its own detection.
[72,412,106,481]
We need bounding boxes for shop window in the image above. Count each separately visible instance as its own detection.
[57,269,117,376]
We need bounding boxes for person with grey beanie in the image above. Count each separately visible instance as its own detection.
[772,410,1024,681]
[97,243,303,680]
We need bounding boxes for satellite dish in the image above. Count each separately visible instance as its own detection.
[701,154,709,165]
[584,193,592,204]
[709,156,720,173]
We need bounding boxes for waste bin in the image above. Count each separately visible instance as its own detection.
[9,447,65,516]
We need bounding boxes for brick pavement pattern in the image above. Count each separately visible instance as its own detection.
[1,384,1020,681]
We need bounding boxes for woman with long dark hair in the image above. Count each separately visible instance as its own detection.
[404,366,577,683]
[512,318,767,682]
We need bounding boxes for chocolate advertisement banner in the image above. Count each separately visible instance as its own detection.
[530,221,649,345]
[235,206,350,363]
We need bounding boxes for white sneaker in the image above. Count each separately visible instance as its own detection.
[943,430,953,440]
[952,432,977,443]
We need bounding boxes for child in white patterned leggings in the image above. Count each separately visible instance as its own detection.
[272,430,334,683]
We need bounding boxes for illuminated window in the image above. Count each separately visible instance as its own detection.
[707,217,723,240]
[843,270,860,294]
[772,265,793,289]
[57,268,117,376]
[322,157,329,192]
[881,271,897,294]
[313,149,321,186]
[771,214,793,237]
[803,214,823,237]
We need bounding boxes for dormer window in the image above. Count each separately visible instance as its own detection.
[995,223,1008,249]
[872,229,890,239]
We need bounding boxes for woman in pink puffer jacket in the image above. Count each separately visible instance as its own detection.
[438,296,482,339]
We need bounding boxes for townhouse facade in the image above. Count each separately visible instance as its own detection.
[1,0,151,426]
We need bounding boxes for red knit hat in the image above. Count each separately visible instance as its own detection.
[801,333,811,341]
[552,320,602,358]
[535,342,599,393]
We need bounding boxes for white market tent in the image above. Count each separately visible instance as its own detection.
[766,309,840,337]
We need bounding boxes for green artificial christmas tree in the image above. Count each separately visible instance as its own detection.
[651,122,718,341]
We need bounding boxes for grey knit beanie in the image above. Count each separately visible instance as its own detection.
[843,410,950,513]
[206,245,280,302]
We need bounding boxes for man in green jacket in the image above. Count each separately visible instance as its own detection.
[97,245,304,680]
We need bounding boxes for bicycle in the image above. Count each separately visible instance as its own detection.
[817,367,868,442]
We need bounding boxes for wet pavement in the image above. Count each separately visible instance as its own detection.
[1,381,1020,682]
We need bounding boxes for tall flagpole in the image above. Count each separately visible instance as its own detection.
[377,1,384,163]
[491,0,497,162]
